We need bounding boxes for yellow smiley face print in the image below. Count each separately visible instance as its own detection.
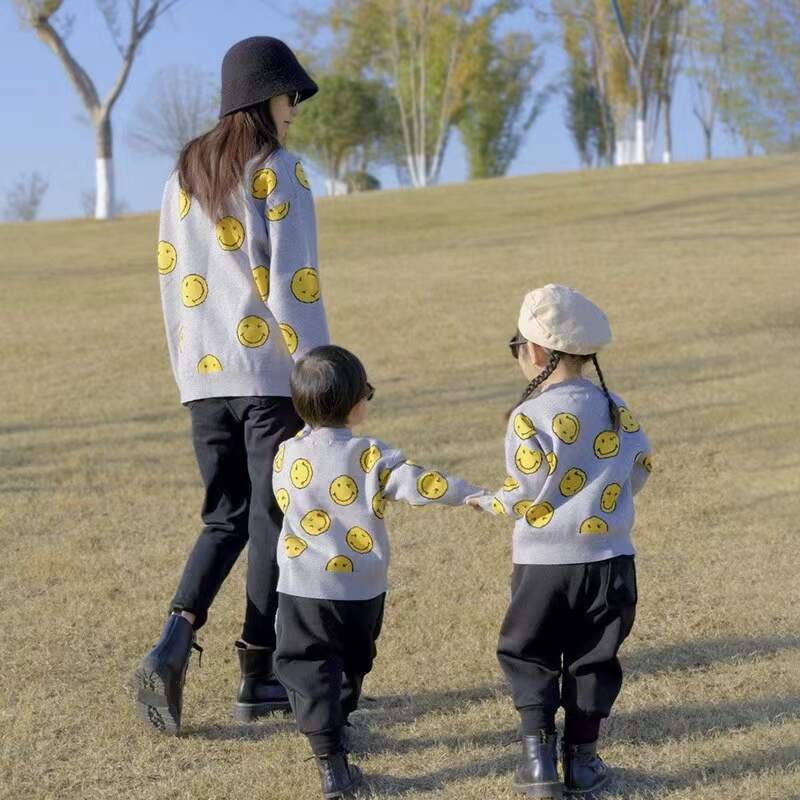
[525,502,555,528]
[291,267,321,304]
[157,241,177,275]
[266,201,290,221]
[594,431,620,459]
[513,499,533,517]
[552,413,580,444]
[181,274,208,307]
[300,509,331,536]
[237,316,269,348]
[295,161,311,189]
[274,443,285,472]
[640,453,653,472]
[284,534,307,558]
[252,168,277,199]
[279,323,298,355]
[197,354,222,373]
[372,490,386,519]
[326,555,354,573]
[417,471,448,500]
[502,475,520,492]
[290,458,313,489]
[491,497,505,515]
[619,407,640,433]
[580,516,609,534]
[252,266,269,302]
[513,413,536,440]
[514,445,543,475]
[559,467,587,497]
[360,445,381,473]
[216,216,245,250]
[600,483,621,513]
[546,452,558,475]
[178,189,191,220]
[275,488,289,513]
[346,526,373,554]
[330,475,358,506]
[378,468,392,489]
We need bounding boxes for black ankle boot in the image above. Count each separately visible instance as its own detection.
[133,614,199,735]
[231,640,291,720]
[513,731,564,797]
[315,752,363,799]
[561,741,609,794]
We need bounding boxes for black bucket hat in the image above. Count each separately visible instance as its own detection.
[219,36,318,118]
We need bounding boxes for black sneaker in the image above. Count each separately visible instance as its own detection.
[132,614,200,735]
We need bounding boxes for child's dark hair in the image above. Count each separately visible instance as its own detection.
[290,345,370,427]
[510,333,620,430]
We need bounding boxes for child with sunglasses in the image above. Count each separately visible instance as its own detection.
[469,285,652,797]
[273,345,485,799]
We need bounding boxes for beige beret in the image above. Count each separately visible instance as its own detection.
[517,284,611,355]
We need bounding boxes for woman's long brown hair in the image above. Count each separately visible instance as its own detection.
[176,103,281,219]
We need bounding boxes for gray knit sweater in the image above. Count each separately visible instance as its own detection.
[156,148,329,402]
[273,426,485,601]
[477,379,652,565]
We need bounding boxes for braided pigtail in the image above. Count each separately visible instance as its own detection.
[592,354,620,430]
[506,350,562,419]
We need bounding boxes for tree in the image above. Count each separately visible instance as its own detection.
[651,0,687,163]
[323,0,519,187]
[15,0,180,219]
[564,64,611,167]
[127,65,218,159]
[288,73,395,193]
[457,30,549,178]
[608,0,671,165]
[3,172,49,222]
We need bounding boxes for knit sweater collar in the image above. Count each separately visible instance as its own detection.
[308,426,353,441]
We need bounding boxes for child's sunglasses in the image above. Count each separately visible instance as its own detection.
[508,332,527,359]
[365,382,375,402]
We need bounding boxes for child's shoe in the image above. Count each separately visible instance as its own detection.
[513,731,564,797]
[132,614,199,735]
[231,640,291,720]
[315,752,363,799]
[561,741,609,794]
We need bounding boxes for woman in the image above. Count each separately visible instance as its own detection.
[134,36,329,735]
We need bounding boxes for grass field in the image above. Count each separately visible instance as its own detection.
[1,154,799,800]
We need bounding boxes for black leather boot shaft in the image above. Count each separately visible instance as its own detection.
[231,640,291,720]
[561,741,609,794]
[133,614,196,735]
[513,732,564,797]
[315,752,363,799]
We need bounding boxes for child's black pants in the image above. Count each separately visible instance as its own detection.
[274,592,386,756]
[497,555,637,743]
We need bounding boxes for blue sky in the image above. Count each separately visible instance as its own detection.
[1,0,745,220]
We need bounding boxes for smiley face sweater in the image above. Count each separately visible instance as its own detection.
[272,426,485,601]
[477,378,652,565]
[156,147,329,403]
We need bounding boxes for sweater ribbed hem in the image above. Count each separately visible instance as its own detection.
[178,369,292,404]
[511,532,635,565]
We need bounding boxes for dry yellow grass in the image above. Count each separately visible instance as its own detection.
[1,155,799,800]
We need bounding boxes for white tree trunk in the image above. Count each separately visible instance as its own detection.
[94,115,115,219]
[95,158,114,219]
[634,116,646,164]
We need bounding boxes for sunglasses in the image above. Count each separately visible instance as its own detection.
[508,332,528,359]
[365,381,375,402]
[287,91,301,107]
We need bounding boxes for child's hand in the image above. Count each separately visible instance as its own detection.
[466,496,484,512]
